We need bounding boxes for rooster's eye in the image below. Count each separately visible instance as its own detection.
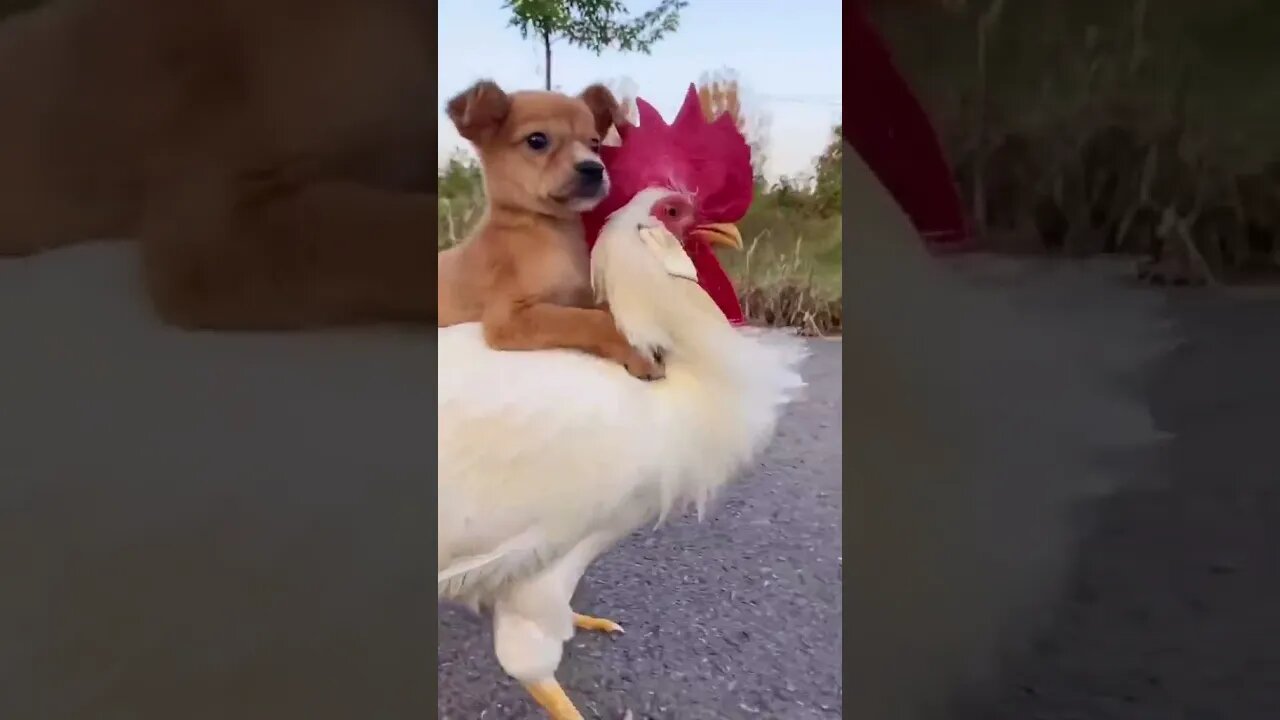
[665,206,679,218]
[525,133,549,151]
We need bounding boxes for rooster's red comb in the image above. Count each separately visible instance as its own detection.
[588,84,754,224]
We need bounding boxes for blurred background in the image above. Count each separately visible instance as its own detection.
[870,0,1280,286]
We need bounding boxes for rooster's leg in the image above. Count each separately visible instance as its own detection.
[524,680,586,720]
[494,532,616,719]
[572,612,625,634]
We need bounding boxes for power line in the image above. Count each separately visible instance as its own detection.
[755,93,842,108]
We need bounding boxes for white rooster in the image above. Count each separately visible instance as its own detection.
[437,187,807,720]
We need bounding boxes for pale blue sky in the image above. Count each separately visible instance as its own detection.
[438,1,842,181]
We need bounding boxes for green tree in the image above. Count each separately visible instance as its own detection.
[812,124,843,218]
[438,151,483,201]
[503,0,688,91]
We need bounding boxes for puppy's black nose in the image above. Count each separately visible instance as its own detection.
[575,160,604,182]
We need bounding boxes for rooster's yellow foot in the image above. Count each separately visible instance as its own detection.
[573,612,625,634]
[524,680,585,720]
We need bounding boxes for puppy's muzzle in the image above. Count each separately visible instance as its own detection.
[573,160,607,198]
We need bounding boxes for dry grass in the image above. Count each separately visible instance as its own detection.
[736,228,843,336]
[870,0,1280,286]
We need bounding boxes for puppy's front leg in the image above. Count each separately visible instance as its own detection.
[482,301,663,381]
[140,171,436,330]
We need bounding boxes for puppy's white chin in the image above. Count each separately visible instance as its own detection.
[567,197,601,212]
[567,182,610,213]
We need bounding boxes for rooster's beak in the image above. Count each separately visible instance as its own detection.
[689,223,743,250]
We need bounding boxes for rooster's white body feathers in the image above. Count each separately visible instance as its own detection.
[436,188,806,687]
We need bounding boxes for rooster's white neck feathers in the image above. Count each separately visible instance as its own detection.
[590,188,730,366]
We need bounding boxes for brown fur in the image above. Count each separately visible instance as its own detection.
[0,0,433,329]
[438,80,662,380]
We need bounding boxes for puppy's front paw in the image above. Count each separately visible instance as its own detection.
[622,347,665,382]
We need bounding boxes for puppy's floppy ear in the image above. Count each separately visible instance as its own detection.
[447,80,511,143]
[579,84,622,138]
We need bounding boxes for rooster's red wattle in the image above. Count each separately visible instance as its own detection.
[582,84,753,325]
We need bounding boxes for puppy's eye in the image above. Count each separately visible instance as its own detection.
[589,138,601,152]
[525,132,549,151]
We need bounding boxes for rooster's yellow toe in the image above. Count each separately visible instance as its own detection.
[573,612,625,635]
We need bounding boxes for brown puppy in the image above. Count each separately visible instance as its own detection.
[438,80,662,380]
[0,0,432,329]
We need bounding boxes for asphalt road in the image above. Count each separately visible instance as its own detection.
[437,339,844,720]
[966,290,1280,720]
[908,255,1280,719]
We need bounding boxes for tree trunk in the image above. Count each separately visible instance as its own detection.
[542,30,552,90]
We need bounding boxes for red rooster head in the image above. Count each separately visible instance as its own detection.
[582,84,754,325]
